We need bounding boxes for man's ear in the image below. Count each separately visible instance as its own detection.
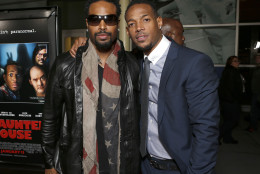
[86,18,88,28]
[126,27,129,36]
[117,19,120,28]
[29,79,32,85]
[157,16,163,29]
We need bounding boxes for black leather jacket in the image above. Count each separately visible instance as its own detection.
[41,40,141,174]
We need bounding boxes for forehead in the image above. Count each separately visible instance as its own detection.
[126,3,154,20]
[89,1,117,15]
[7,65,19,72]
[30,68,44,76]
[38,49,47,53]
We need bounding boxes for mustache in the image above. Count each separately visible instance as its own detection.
[95,31,112,37]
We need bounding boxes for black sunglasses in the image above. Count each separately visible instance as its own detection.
[87,15,118,26]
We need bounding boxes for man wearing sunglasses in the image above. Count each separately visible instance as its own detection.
[41,1,140,174]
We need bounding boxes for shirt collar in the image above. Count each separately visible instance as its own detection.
[144,35,171,65]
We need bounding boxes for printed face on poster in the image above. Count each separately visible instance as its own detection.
[0,8,57,166]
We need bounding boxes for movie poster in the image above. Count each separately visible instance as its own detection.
[0,10,54,165]
[0,42,49,165]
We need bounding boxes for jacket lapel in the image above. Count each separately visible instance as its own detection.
[157,41,179,124]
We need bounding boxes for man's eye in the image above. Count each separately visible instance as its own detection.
[128,23,134,27]
[8,73,13,77]
[144,18,150,22]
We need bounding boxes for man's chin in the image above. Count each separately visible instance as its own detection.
[95,41,114,51]
[10,88,19,92]
[37,90,45,94]
[136,43,153,52]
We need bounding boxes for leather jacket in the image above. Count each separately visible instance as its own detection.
[41,40,141,174]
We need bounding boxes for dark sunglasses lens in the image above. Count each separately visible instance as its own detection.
[88,16,101,26]
[88,15,118,26]
[105,15,118,26]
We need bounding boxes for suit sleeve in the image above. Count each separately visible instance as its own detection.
[41,58,64,169]
[185,54,220,174]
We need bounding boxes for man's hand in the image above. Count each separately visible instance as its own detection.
[45,168,58,174]
[69,37,87,58]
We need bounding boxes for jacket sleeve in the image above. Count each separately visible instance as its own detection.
[41,58,64,169]
[185,54,220,174]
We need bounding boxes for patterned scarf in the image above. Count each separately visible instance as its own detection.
[81,40,121,174]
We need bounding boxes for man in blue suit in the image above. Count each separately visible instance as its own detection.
[125,1,220,174]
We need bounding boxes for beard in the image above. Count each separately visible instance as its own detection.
[94,32,115,51]
[135,42,153,53]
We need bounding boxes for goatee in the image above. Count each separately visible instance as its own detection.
[94,32,115,52]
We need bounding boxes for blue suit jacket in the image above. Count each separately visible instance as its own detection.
[151,41,220,174]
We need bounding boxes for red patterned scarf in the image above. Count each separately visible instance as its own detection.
[81,40,121,174]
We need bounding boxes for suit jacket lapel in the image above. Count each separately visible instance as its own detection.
[158,41,179,124]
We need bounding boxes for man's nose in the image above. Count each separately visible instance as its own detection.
[38,79,43,86]
[99,20,107,31]
[136,21,144,32]
[12,75,17,82]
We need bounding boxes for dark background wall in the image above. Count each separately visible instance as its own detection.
[0,0,86,30]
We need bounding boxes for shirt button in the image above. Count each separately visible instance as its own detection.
[148,137,151,140]
[149,85,152,89]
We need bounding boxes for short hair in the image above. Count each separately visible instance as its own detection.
[4,61,23,75]
[84,0,121,18]
[226,56,238,67]
[32,44,47,65]
[125,0,158,19]
[29,65,46,80]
